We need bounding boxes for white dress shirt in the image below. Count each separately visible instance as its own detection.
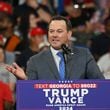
[50,47,62,72]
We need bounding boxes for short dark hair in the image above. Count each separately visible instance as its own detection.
[48,15,72,31]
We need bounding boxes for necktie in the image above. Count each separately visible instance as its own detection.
[57,52,65,80]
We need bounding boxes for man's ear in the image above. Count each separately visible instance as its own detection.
[68,30,72,39]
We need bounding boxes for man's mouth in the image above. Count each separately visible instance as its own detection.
[52,39,59,42]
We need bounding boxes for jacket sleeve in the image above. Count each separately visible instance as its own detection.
[85,49,105,79]
[26,57,38,80]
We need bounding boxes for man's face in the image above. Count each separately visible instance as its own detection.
[32,35,44,47]
[48,20,72,50]
[29,14,37,28]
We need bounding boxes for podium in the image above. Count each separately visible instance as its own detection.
[17,80,110,110]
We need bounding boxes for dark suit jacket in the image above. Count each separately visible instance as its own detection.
[26,46,104,80]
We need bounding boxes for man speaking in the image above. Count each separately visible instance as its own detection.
[6,16,104,80]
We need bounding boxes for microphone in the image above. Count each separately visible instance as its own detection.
[61,44,73,55]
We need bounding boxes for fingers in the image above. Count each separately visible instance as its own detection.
[6,64,27,80]
[12,62,20,69]
[6,65,16,74]
[6,63,18,76]
[6,65,13,71]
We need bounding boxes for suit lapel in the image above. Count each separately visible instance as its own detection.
[44,46,79,80]
[66,47,79,79]
[45,48,60,79]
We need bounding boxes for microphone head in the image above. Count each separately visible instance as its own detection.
[61,44,72,54]
[61,44,66,49]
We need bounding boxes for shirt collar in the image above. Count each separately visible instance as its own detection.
[50,46,60,56]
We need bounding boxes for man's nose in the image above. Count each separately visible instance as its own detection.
[52,31,58,37]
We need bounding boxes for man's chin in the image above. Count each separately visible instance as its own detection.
[51,45,61,50]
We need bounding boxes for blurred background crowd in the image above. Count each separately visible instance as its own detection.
[0,0,110,109]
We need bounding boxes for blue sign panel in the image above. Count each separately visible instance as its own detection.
[17,80,110,110]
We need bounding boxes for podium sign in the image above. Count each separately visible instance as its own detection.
[17,80,110,110]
